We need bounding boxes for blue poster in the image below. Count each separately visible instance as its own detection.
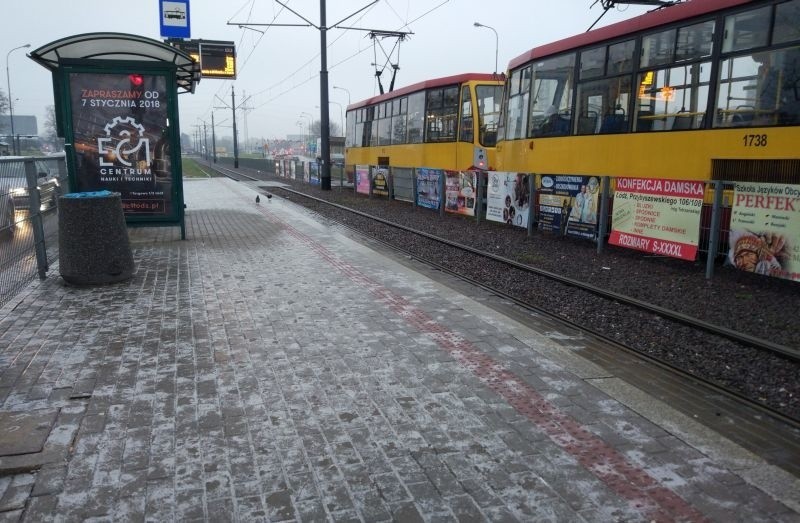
[538,175,599,239]
[415,168,442,210]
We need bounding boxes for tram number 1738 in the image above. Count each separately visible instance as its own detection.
[743,134,768,147]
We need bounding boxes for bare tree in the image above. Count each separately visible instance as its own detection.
[42,105,60,149]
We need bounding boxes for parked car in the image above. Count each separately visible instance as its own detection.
[0,157,62,216]
[0,191,14,238]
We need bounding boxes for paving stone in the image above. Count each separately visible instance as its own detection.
[0,179,795,522]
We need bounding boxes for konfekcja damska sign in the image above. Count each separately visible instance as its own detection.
[68,72,175,218]
[609,177,704,261]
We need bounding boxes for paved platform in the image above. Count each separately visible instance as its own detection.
[0,177,797,522]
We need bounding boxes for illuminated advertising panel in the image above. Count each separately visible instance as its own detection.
[68,72,176,219]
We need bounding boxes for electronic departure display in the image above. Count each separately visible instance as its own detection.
[168,39,236,79]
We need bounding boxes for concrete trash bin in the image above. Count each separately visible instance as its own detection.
[58,190,135,285]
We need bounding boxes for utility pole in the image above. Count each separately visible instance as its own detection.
[229,1,408,190]
[203,121,209,161]
[319,0,331,190]
[231,86,239,169]
[211,112,218,163]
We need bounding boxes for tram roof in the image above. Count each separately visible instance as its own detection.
[509,0,754,70]
[347,73,503,111]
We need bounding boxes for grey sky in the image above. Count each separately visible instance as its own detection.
[2,1,652,142]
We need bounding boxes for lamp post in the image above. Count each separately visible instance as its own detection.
[473,22,498,75]
[6,43,30,155]
[333,86,351,106]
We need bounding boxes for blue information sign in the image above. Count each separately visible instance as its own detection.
[159,0,191,39]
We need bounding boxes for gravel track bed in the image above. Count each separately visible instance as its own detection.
[257,177,800,420]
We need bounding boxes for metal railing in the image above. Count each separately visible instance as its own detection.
[0,155,68,308]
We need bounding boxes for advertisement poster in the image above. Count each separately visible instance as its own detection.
[445,170,477,217]
[372,167,389,197]
[416,168,442,210]
[609,177,704,260]
[355,165,370,195]
[69,72,173,217]
[309,161,320,185]
[486,172,530,228]
[728,182,800,281]
[538,175,599,239]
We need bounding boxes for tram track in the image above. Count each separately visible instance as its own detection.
[204,160,800,428]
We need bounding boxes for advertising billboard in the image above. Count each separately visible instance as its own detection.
[609,177,704,260]
[538,175,599,239]
[67,71,178,220]
[416,168,442,210]
[728,182,800,281]
[444,170,477,217]
[486,172,530,228]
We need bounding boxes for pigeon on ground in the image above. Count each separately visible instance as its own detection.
[256,195,261,204]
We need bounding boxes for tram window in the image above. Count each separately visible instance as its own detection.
[577,76,632,134]
[581,46,606,80]
[641,28,676,68]
[722,6,770,53]
[635,62,710,131]
[715,46,800,127]
[608,40,635,75]
[370,117,379,146]
[459,86,474,143]
[506,67,531,140]
[529,54,575,137]
[392,99,401,116]
[774,0,800,45]
[476,84,502,147]
[407,92,425,144]
[392,112,407,144]
[675,20,715,62]
[378,116,392,145]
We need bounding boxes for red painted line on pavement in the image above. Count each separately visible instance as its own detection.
[241,186,709,522]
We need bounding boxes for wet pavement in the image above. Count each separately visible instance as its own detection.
[0,177,797,522]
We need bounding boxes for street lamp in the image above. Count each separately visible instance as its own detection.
[332,86,351,106]
[473,22,498,75]
[6,43,31,155]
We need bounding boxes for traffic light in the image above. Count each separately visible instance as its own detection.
[473,147,487,170]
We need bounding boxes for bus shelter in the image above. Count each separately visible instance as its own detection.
[29,32,200,238]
